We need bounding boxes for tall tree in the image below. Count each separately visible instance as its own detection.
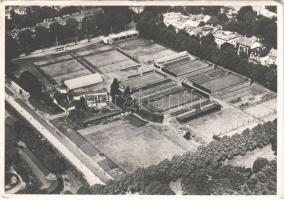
[18,29,34,54]
[35,26,52,48]
[110,78,120,104]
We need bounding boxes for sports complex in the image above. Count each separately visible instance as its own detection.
[9,30,277,184]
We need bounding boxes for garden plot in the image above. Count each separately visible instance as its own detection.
[118,38,176,64]
[186,107,254,143]
[77,116,185,173]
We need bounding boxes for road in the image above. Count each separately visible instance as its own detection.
[5,85,111,186]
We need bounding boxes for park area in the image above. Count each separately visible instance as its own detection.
[186,107,255,143]
[117,38,176,64]
[77,114,185,173]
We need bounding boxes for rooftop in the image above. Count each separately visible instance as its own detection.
[237,36,258,47]
[213,30,241,41]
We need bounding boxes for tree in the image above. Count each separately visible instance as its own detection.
[35,26,52,48]
[19,71,43,96]
[220,42,236,54]
[110,78,120,104]
[103,7,132,33]
[65,18,79,44]
[6,34,19,59]
[200,34,216,47]
[50,22,64,45]
[58,6,80,16]
[253,158,269,173]
[82,14,98,41]
[18,29,34,54]
[237,6,257,23]
[265,6,277,13]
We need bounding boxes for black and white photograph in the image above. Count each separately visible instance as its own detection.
[3,3,282,196]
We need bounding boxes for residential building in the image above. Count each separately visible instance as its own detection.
[163,12,211,33]
[188,24,222,37]
[236,36,259,56]
[260,48,277,66]
[213,30,241,48]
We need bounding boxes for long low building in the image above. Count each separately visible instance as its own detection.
[64,73,103,90]
[155,51,214,77]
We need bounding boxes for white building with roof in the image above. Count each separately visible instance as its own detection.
[64,73,103,90]
[102,30,139,44]
[213,30,241,48]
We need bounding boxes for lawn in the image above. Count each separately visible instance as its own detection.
[223,144,276,168]
[77,115,185,173]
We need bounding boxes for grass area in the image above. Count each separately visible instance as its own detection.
[77,116,185,173]
[223,144,276,168]
[29,97,64,115]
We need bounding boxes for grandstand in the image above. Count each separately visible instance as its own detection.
[155,51,214,77]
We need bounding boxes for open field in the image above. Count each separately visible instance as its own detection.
[50,118,125,180]
[118,38,176,64]
[77,115,185,173]
[223,144,275,168]
[186,107,254,142]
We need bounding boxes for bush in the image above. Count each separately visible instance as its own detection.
[252,158,269,173]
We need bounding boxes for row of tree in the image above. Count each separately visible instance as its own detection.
[136,10,277,92]
[80,119,276,194]
[7,6,81,30]
[6,7,133,57]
